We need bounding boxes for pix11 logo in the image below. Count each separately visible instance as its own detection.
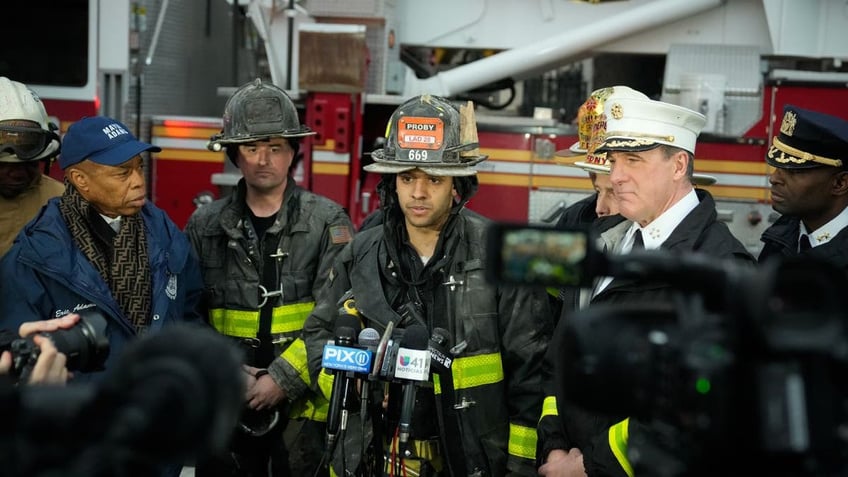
[322,344,372,374]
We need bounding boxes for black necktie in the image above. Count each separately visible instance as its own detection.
[799,234,812,252]
[632,229,644,250]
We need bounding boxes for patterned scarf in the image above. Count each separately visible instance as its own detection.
[59,184,153,334]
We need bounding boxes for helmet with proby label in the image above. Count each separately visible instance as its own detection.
[208,78,314,159]
[0,77,61,163]
[365,94,488,177]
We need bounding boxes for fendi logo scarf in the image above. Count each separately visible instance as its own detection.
[58,184,153,334]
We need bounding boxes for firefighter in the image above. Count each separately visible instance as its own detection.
[759,105,848,263]
[547,94,755,477]
[185,78,354,477]
[302,94,553,477]
[554,85,718,229]
[0,77,63,258]
[539,86,725,476]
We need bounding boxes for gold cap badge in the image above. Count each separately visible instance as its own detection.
[780,111,797,136]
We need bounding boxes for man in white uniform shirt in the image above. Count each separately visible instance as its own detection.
[551,93,756,477]
[590,96,755,299]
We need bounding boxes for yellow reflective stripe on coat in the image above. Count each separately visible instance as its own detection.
[508,423,537,460]
[317,369,334,401]
[289,393,329,422]
[281,339,310,385]
[451,352,504,390]
[540,396,558,422]
[209,301,315,337]
[609,418,634,477]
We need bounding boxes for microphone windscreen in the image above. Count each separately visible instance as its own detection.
[336,313,361,334]
[400,324,429,351]
[358,328,380,348]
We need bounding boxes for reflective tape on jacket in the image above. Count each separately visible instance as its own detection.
[609,417,634,477]
[540,396,558,422]
[433,354,504,393]
[508,422,538,460]
[451,352,504,390]
[281,340,329,421]
[281,338,311,385]
[317,368,334,402]
[289,392,329,422]
[209,301,315,338]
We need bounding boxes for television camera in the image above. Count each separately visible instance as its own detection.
[486,222,848,477]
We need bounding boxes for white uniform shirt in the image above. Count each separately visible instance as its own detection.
[592,189,700,298]
[799,204,848,249]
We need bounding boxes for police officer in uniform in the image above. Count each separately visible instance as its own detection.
[303,94,552,477]
[186,79,354,477]
[759,105,848,264]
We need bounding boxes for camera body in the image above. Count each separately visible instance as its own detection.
[486,222,848,476]
[0,308,110,383]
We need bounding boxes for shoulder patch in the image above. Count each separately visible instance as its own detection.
[329,225,353,244]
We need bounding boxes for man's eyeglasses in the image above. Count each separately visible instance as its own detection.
[0,122,60,161]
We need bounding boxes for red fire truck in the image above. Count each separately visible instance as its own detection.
[13,0,848,253]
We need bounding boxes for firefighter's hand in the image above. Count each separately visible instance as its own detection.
[538,448,587,477]
[244,365,287,410]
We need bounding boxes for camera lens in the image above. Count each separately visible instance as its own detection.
[46,308,110,373]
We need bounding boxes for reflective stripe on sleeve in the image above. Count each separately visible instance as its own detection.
[280,338,310,385]
[317,368,334,402]
[609,417,634,477]
[508,422,538,460]
[540,395,558,422]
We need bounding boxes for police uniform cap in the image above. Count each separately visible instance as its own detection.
[766,105,848,169]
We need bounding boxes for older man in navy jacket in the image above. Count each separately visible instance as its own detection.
[0,115,206,382]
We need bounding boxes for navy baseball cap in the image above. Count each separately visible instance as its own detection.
[59,116,161,170]
[766,105,848,170]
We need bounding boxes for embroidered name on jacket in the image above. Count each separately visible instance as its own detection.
[55,302,97,318]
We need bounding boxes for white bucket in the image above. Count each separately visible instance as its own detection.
[679,73,727,134]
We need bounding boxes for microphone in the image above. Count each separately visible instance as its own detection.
[357,328,381,414]
[379,327,407,380]
[322,313,366,454]
[356,327,380,457]
[369,321,394,380]
[357,328,381,356]
[394,324,431,451]
[428,327,454,374]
